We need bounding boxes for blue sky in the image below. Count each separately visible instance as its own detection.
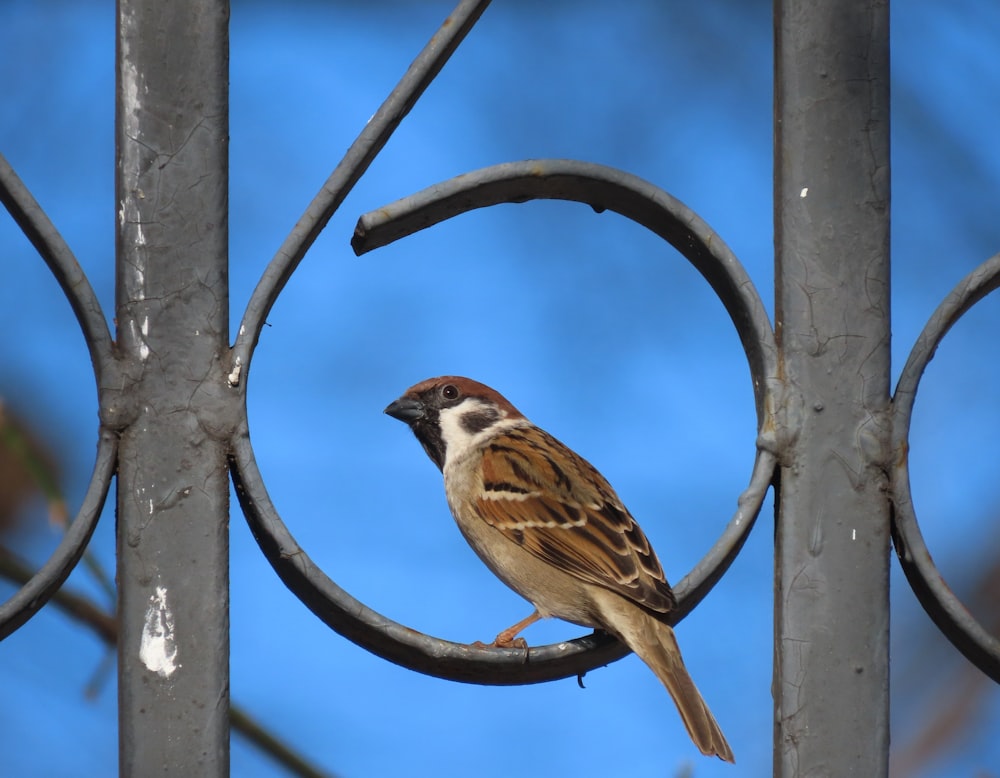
[1,2,998,776]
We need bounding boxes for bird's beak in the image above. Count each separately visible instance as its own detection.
[384,396,425,423]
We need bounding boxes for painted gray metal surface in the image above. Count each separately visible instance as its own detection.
[773,0,892,774]
[3,1,998,775]
[115,1,232,774]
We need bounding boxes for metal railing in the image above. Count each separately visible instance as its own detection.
[1,0,997,775]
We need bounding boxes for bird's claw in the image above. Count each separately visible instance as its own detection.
[470,636,529,650]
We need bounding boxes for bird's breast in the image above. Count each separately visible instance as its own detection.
[443,464,601,628]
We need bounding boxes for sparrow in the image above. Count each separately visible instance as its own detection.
[385,376,734,763]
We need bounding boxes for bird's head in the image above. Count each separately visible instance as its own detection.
[384,376,525,470]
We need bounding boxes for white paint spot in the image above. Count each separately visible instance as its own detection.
[227,356,242,387]
[800,187,809,198]
[140,586,179,678]
[139,316,150,360]
[148,498,154,515]
[127,318,150,361]
[852,528,857,541]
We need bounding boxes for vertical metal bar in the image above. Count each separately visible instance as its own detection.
[773,0,891,775]
[115,1,231,774]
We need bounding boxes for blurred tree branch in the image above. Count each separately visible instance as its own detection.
[0,399,65,530]
[0,546,337,778]
[1,400,336,778]
[891,518,1000,778]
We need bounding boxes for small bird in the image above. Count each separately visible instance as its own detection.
[385,376,734,763]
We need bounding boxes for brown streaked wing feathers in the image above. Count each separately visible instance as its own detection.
[475,427,677,615]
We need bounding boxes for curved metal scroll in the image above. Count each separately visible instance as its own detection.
[890,252,1000,682]
[231,432,628,684]
[0,153,117,639]
[233,158,779,684]
[229,0,492,388]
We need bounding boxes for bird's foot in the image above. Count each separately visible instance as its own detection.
[469,611,540,651]
[470,634,529,650]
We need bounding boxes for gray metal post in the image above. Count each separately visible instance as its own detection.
[774,0,891,775]
[115,1,231,774]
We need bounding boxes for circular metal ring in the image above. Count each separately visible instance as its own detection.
[890,252,1000,681]
[230,430,630,683]
[234,159,779,683]
[0,153,118,639]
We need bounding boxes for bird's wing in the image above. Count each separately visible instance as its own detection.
[473,426,677,615]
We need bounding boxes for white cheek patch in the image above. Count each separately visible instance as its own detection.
[438,402,479,455]
[439,400,523,463]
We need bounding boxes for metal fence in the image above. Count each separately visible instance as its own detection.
[1,0,998,775]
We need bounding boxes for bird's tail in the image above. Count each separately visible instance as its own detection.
[615,609,735,763]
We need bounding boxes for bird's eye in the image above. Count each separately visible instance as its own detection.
[441,384,459,400]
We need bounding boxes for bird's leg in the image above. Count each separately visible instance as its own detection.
[493,611,541,649]
[472,610,541,650]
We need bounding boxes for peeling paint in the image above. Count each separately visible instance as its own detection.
[140,586,179,678]
[120,14,142,143]
[119,14,149,304]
